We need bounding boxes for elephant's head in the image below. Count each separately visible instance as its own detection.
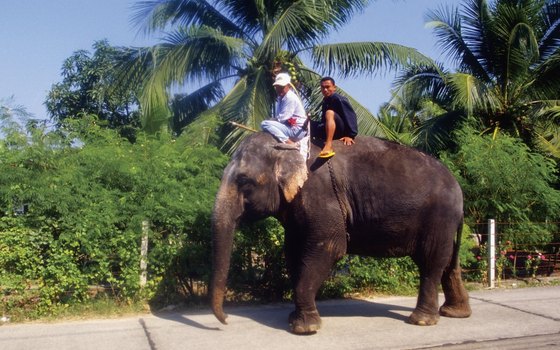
[210,132,307,324]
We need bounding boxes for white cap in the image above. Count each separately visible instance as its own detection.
[273,73,291,86]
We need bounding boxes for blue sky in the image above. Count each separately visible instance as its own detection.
[1,0,460,120]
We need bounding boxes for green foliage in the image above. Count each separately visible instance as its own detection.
[459,224,478,268]
[392,0,560,154]
[0,116,228,318]
[441,125,560,247]
[321,256,419,298]
[228,219,290,302]
[45,40,141,138]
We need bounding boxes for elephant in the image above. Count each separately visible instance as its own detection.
[210,132,471,334]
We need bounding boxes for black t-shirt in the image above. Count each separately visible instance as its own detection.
[321,93,358,138]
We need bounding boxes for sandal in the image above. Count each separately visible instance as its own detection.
[318,150,335,158]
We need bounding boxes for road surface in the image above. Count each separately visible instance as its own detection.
[1,285,559,349]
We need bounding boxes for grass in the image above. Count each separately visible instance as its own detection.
[3,296,150,325]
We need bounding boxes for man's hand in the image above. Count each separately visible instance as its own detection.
[339,137,355,146]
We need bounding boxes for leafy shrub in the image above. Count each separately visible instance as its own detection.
[320,256,419,298]
[0,117,228,318]
[440,125,560,245]
[229,218,290,302]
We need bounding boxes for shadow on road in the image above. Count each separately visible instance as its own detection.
[319,299,412,321]
[228,299,413,331]
[149,299,414,333]
[152,311,222,331]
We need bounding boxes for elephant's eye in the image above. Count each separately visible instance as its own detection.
[237,175,255,192]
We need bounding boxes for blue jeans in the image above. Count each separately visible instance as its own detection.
[261,120,307,143]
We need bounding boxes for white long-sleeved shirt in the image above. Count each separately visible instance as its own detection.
[275,89,306,127]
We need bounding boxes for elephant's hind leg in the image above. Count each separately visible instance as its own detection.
[408,271,442,326]
[409,250,448,326]
[440,266,471,318]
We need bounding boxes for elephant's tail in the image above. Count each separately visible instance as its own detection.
[451,216,464,269]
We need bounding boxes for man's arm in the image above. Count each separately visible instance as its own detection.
[340,97,358,139]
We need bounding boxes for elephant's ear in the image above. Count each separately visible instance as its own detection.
[274,150,308,203]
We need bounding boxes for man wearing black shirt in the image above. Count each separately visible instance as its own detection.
[312,77,358,158]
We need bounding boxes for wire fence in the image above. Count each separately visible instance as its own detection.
[463,220,560,286]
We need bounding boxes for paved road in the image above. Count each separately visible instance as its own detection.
[1,286,559,350]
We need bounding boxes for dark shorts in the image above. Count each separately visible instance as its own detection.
[310,112,347,140]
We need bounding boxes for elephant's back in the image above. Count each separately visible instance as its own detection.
[310,135,463,222]
[309,135,459,185]
[351,136,461,199]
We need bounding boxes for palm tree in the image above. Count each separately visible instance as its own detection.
[391,0,560,154]
[116,0,432,152]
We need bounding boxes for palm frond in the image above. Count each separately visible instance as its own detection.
[114,27,244,133]
[412,110,466,154]
[533,104,560,125]
[131,0,243,37]
[539,0,560,60]
[392,63,451,110]
[218,69,274,153]
[178,104,223,147]
[255,0,361,59]
[446,72,500,115]
[256,1,322,59]
[375,105,414,145]
[113,45,158,91]
[317,0,369,28]
[311,42,435,78]
[112,44,174,132]
[161,25,245,82]
[531,51,560,97]
[535,127,560,158]
[426,3,490,81]
[494,8,540,83]
[138,69,173,133]
[170,81,224,133]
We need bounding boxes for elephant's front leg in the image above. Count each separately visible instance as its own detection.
[289,235,346,334]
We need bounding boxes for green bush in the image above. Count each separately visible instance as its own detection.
[441,125,560,246]
[0,117,228,318]
[229,218,290,302]
[319,256,419,298]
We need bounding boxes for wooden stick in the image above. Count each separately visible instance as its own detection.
[229,121,258,133]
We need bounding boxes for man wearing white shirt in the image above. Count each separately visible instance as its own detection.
[261,73,308,148]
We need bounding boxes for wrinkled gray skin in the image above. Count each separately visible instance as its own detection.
[211,132,471,334]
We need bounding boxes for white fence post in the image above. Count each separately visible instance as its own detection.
[140,220,149,288]
[488,219,496,288]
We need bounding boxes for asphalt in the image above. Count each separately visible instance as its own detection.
[1,285,559,350]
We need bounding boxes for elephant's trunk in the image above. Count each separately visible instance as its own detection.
[210,180,243,325]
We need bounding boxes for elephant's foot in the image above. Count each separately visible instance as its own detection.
[440,302,472,318]
[407,310,439,326]
[288,309,322,334]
